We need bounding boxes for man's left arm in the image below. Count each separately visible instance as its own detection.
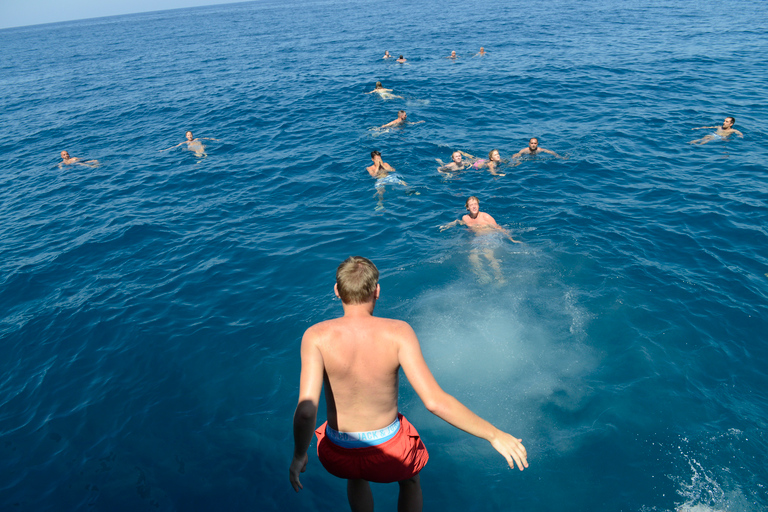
[289,329,325,492]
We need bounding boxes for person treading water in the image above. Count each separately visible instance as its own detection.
[160,131,219,157]
[366,81,404,100]
[59,150,99,168]
[367,150,408,210]
[289,256,528,512]
[689,116,743,145]
[441,196,522,284]
[512,137,561,159]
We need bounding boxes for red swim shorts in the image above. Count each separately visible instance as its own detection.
[316,413,429,483]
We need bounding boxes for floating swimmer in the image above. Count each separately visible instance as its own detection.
[367,150,407,210]
[474,46,486,57]
[512,137,561,160]
[289,256,528,510]
[440,196,522,284]
[436,150,478,175]
[396,54,407,63]
[379,110,424,129]
[366,81,403,100]
[160,131,219,157]
[59,150,99,168]
[383,50,392,59]
[471,149,507,176]
[446,50,459,59]
[690,116,743,145]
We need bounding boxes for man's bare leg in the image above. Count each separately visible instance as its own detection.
[398,474,422,512]
[347,479,374,512]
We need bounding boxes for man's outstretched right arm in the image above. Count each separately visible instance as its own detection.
[396,324,529,471]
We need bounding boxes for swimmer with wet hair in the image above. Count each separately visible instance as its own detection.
[512,138,560,159]
[440,196,522,283]
[446,50,459,59]
[437,150,478,174]
[59,150,99,168]
[396,55,407,63]
[366,82,403,100]
[161,131,219,157]
[383,51,392,59]
[473,149,506,176]
[690,116,743,145]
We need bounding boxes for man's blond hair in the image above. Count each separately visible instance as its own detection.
[336,256,379,304]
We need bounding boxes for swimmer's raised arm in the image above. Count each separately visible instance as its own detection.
[691,126,718,130]
[397,325,528,471]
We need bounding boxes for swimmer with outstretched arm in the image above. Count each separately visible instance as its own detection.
[380,110,424,129]
[161,131,219,157]
[690,117,743,145]
[289,256,528,512]
[437,150,479,174]
[440,196,522,243]
[59,150,99,168]
[366,81,404,100]
[512,138,560,159]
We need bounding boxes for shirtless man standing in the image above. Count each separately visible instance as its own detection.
[59,150,99,168]
[289,256,528,512]
[690,117,744,145]
[512,138,560,159]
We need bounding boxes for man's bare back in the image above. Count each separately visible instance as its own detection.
[304,313,410,432]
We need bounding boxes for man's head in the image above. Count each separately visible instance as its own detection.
[450,51,457,57]
[336,256,379,304]
[61,150,70,159]
[451,151,463,164]
[723,117,735,128]
[465,196,480,218]
[479,47,485,53]
[528,138,539,151]
[398,110,407,120]
[371,150,382,161]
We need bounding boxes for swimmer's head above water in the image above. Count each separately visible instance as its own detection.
[186,131,194,140]
[489,149,500,161]
[452,151,463,164]
[465,196,480,218]
[335,256,379,305]
[723,117,735,128]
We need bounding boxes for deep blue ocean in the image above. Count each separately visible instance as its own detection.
[1,0,767,510]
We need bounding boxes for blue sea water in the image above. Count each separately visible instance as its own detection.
[1,0,767,510]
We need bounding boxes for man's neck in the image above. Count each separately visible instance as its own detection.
[341,301,376,317]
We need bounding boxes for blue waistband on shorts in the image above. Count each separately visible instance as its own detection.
[325,417,401,448]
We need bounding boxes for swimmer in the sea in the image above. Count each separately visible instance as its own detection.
[396,55,407,63]
[379,110,424,129]
[366,81,403,100]
[690,116,743,145]
[437,150,478,175]
[161,131,219,157]
[383,51,392,59]
[512,137,561,159]
[59,150,99,168]
[367,150,407,210]
[446,50,459,59]
[473,149,506,176]
[474,47,486,57]
[440,196,522,283]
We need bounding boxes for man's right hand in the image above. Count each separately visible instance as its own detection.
[289,453,308,492]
